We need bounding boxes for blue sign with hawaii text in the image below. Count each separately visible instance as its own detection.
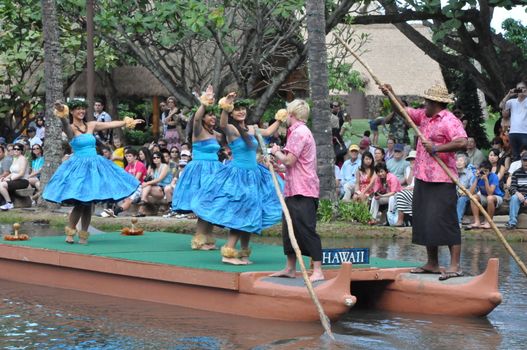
[322,248,369,266]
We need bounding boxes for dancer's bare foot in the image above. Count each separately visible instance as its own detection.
[65,236,74,244]
[270,269,296,278]
[222,257,248,265]
[241,257,253,265]
[199,244,217,251]
[78,238,88,245]
[309,271,325,282]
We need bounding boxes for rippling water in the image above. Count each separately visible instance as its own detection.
[0,224,526,349]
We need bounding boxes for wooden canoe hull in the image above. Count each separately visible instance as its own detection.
[0,244,354,322]
[337,258,502,317]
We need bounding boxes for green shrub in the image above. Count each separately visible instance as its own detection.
[124,128,153,146]
[317,199,371,224]
[317,199,337,223]
[337,201,371,224]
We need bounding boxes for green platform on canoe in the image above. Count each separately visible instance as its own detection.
[0,232,416,272]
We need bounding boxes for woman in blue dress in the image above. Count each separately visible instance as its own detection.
[43,100,143,244]
[192,92,283,265]
[171,85,224,250]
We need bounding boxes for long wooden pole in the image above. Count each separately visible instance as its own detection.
[254,129,335,340]
[334,34,527,278]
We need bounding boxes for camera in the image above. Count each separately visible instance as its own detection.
[513,88,524,93]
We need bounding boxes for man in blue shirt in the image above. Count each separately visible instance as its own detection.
[468,160,503,229]
[340,144,361,201]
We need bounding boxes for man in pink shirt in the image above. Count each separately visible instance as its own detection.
[270,99,324,282]
[381,84,467,281]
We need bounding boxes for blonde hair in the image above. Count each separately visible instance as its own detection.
[286,99,310,122]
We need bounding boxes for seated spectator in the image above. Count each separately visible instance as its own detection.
[340,145,361,201]
[506,154,527,229]
[101,146,112,160]
[27,127,43,148]
[180,149,192,162]
[35,116,45,141]
[455,153,476,226]
[138,147,153,169]
[393,150,416,226]
[0,145,13,181]
[335,163,342,199]
[384,137,395,161]
[111,138,125,168]
[103,149,146,217]
[466,137,485,168]
[353,151,376,203]
[0,144,29,210]
[373,147,385,165]
[506,145,527,189]
[386,143,409,184]
[28,144,44,202]
[169,147,180,174]
[468,161,504,229]
[135,151,173,216]
[488,148,506,188]
[369,162,401,225]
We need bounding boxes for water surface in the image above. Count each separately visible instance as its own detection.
[0,224,526,349]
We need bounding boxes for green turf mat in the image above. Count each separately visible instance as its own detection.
[1,232,417,272]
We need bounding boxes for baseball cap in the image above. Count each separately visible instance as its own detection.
[394,143,404,152]
[181,150,191,157]
[359,139,370,149]
[521,154,527,161]
[348,144,359,152]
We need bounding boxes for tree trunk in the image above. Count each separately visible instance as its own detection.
[39,0,64,208]
[306,0,335,200]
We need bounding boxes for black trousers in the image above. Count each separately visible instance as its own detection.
[282,195,322,262]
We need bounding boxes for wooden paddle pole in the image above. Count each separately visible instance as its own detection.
[335,34,527,278]
[254,129,335,340]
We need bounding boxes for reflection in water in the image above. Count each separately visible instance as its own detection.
[0,224,526,349]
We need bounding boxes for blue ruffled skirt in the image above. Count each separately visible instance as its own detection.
[43,154,139,205]
[172,159,224,213]
[191,164,282,234]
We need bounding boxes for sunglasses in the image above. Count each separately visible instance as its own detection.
[32,147,41,150]
[13,148,22,151]
[153,156,161,159]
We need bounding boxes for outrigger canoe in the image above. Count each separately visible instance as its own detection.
[0,232,501,321]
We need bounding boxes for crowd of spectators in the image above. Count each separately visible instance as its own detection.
[1,80,526,228]
[332,80,527,229]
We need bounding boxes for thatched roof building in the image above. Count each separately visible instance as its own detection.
[67,66,170,98]
[329,23,445,118]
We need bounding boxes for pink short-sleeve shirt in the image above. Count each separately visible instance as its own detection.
[282,122,320,198]
[407,108,467,183]
[373,172,401,193]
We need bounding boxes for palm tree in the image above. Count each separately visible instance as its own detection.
[306,0,335,200]
[40,0,65,206]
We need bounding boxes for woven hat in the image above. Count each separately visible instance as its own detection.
[422,84,454,104]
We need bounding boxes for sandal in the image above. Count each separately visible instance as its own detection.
[439,271,464,281]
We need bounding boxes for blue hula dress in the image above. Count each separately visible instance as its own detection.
[43,134,139,205]
[171,138,224,213]
[191,135,282,234]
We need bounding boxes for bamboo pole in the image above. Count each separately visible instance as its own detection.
[335,34,527,278]
[254,129,335,340]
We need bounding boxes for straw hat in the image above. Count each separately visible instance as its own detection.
[422,84,454,104]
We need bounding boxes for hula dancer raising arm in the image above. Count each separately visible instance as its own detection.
[171,85,225,250]
[43,100,143,244]
[191,92,283,265]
